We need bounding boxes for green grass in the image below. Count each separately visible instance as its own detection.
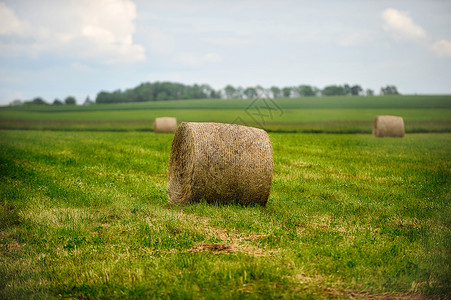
[1,95,451,133]
[1,130,450,299]
[0,108,450,133]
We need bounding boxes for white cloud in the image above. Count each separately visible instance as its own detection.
[432,40,451,57]
[381,7,451,59]
[82,25,117,45]
[78,0,137,46]
[0,0,145,64]
[381,8,426,41]
[0,2,27,36]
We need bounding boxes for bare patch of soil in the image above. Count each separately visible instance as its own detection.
[323,288,436,299]
[181,214,270,256]
[188,243,237,254]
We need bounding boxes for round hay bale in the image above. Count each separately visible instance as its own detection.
[372,115,405,137]
[168,122,273,206]
[154,117,177,133]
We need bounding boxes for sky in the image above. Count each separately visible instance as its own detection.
[0,0,450,106]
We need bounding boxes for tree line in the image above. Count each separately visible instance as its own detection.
[9,96,89,106]
[95,82,399,103]
[96,82,220,103]
[8,82,400,106]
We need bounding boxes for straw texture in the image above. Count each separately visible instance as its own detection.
[154,117,177,133]
[168,122,273,206]
[373,115,405,137]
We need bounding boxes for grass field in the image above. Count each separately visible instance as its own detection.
[1,129,450,299]
[1,95,450,298]
[1,95,451,133]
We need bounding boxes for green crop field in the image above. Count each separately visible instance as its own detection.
[1,95,450,298]
[1,95,451,133]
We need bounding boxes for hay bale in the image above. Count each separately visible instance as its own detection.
[154,117,177,133]
[373,115,405,137]
[168,122,273,206]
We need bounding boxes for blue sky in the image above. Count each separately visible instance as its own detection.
[0,0,450,105]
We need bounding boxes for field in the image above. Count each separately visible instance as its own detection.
[1,96,450,298]
[1,95,451,133]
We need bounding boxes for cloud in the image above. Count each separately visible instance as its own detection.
[432,40,451,57]
[381,8,426,41]
[381,7,451,59]
[0,3,27,36]
[0,0,145,64]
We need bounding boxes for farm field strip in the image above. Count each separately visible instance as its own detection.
[1,108,450,133]
[2,108,451,122]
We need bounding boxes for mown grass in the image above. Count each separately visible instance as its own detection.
[1,130,450,299]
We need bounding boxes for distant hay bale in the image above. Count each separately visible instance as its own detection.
[373,115,405,137]
[154,117,177,133]
[168,122,273,206]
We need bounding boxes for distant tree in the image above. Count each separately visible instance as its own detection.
[380,85,400,95]
[130,82,153,101]
[25,97,48,105]
[96,91,111,103]
[235,86,244,99]
[212,89,222,98]
[190,84,204,99]
[223,85,236,99]
[53,99,63,105]
[200,84,217,98]
[96,81,220,102]
[344,84,352,96]
[270,86,282,98]
[10,99,23,106]
[156,91,168,101]
[282,87,292,98]
[298,85,317,97]
[64,96,77,105]
[89,81,374,103]
[350,85,363,96]
[322,85,346,96]
[366,89,374,96]
[243,87,258,99]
